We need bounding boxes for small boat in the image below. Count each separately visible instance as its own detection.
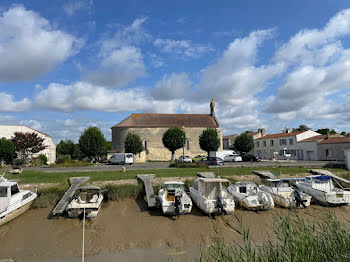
[296,170,350,206]
[0,173,37,226]
[158,181,192,215]
[66,186,104,218]
[227,181,274,210]
[259,179,311,208]
[189,176,235,215]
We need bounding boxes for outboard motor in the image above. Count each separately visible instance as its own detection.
[174,194,182,216]
[216,196,226,215]
[293,186,306,208]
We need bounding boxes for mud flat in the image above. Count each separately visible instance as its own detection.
[1,199,350,261]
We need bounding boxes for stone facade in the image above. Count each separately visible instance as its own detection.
[0,125,56,164]
[317,138,350,161]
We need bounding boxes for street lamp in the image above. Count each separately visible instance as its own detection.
[181,125,185,163]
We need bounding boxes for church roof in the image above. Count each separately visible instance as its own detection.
[112,113,219,128]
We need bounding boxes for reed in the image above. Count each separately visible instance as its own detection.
[32,186,68,208]
[200,212,350,262]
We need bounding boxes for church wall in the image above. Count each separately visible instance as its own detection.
[112,126,223,162]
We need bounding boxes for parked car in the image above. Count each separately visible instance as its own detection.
[178,155,193,163]
[224,154,242,162]
[193,155,206,162]
[242,154,261,162]
[201,156,224,166]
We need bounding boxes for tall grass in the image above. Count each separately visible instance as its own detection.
[200,213,350,262]
[32,186,68,208]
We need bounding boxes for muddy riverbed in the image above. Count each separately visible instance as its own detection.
[1,199,350,261]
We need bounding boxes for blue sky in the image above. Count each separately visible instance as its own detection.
[1,0,350,142]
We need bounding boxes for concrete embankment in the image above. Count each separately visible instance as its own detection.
[1,198,350,261]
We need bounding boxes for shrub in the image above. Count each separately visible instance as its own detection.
[56,154,71,164]
[169,161,209,168]
[38,154,48,165]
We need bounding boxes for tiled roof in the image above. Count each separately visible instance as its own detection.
[298,135,327,142]
[223,134,238,139]
[112,113,219,128]
[256,131,305,140]
[318,137,350,144]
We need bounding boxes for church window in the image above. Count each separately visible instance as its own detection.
[144,140,148,151]
[186,139,190,150]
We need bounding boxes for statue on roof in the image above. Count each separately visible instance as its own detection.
[210,99,216,116]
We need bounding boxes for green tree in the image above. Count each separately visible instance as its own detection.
[78,126,107,160]
[316,128,337,135]
[199,128,220,155]
[72,144,83,160]
[124,133,143,155]
[56,139,75,157]
[11,132,47,160]
[234,133,254,154]
[292,125,311,132]
[0,138,16,164]
[162,127,186,161]
[105,141,112,151]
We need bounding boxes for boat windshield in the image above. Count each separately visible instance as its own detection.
[201,182,221,200]
[0,187,7,197]
[165,183,185,191]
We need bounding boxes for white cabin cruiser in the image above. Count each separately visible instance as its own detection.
[158,181,192,215]
[296,172,350,206]
[260,179,311,208]
[0,174,37,226]
[190,177,235,215]
[66,186,104,218]
[227,182,274,210]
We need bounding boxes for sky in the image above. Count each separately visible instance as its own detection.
[1,0,350,143]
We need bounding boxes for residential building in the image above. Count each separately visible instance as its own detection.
[317,136,350,161]
[111,100,222,162]
[0,125,56,164]
[254,130,320,160]
[223,134,238,150]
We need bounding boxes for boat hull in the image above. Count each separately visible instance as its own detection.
[0,199,34,227]
[189,190,235,214]
[297,186,350,206]
[270,193,311,208]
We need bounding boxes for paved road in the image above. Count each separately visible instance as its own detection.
[22,160,340,173]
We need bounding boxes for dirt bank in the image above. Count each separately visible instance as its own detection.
[1,199,350,261]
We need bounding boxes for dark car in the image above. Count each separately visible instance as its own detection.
[201,156,224,165]
[242,154,261,162]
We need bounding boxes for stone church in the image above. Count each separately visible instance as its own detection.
[111,100,222,162]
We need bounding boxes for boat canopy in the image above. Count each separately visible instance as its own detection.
[314,176,332,181]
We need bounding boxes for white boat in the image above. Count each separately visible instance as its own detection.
[259,179,311,208]
[296,172,350,206]
[189,177,235,215]
[66,186,104,218]
[158,181,192,215]
[0,173,37,226]
[227,181,274,210]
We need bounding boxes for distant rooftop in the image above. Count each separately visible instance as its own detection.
[256,131,305,140]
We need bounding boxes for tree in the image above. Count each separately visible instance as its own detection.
[72,144,83,160]
[234,133,254,154]
[199,128,220,155]
[124,133,143,155]
[78,126,107,160]
[56,140,75,156]
[292,125,311,132]
[0,138,16,164]
[316,128,337,135]
[11,132,47,160]
[162,127,186,161]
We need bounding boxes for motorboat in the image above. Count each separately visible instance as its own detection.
[189,176,235,215]
[158,181,192,215]
[0,173,37,226]
[66,186,104,218]
[259,179,311,208]
[295,170,350,206]
[227,181,274,210]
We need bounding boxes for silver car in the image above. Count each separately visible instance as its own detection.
[224,154,242,162]
[178,155,193,163]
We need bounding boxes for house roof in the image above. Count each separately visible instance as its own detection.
[223,134,238,140]
[112,113,219,128]
[298,135,328,143]
[318,137,350,144]
[0,125,52,138]
[256,131,305,140]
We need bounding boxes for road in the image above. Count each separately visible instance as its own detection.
[22,160,339,173]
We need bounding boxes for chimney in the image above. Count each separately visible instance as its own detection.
[283,128,290,133]
[210,98,216,116]
[325,132,330,140]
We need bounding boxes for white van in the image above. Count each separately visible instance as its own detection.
[209,150,236,160]
[108,153,134,165]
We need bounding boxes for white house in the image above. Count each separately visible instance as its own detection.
[254,130,320,160]
[0,125,56,164]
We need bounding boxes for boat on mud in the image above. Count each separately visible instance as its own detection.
[189,174,235,215]
[0,173,37,226]
[259,179,311,208]
[227,181,274,210]
[296,169,350,206]
[66,186,104,218]
[158,181,192,215]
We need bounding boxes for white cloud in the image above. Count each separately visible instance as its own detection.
[153,38,214,58]
[0,5,83,82]
[0,92,31,112]
[151,73,192,100]
[62,0,94,16]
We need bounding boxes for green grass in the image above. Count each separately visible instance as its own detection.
[200,212,350,262]
[32,185,68,208]
[4,166,348,184]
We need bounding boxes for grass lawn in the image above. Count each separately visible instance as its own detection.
[5,166,349,184]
